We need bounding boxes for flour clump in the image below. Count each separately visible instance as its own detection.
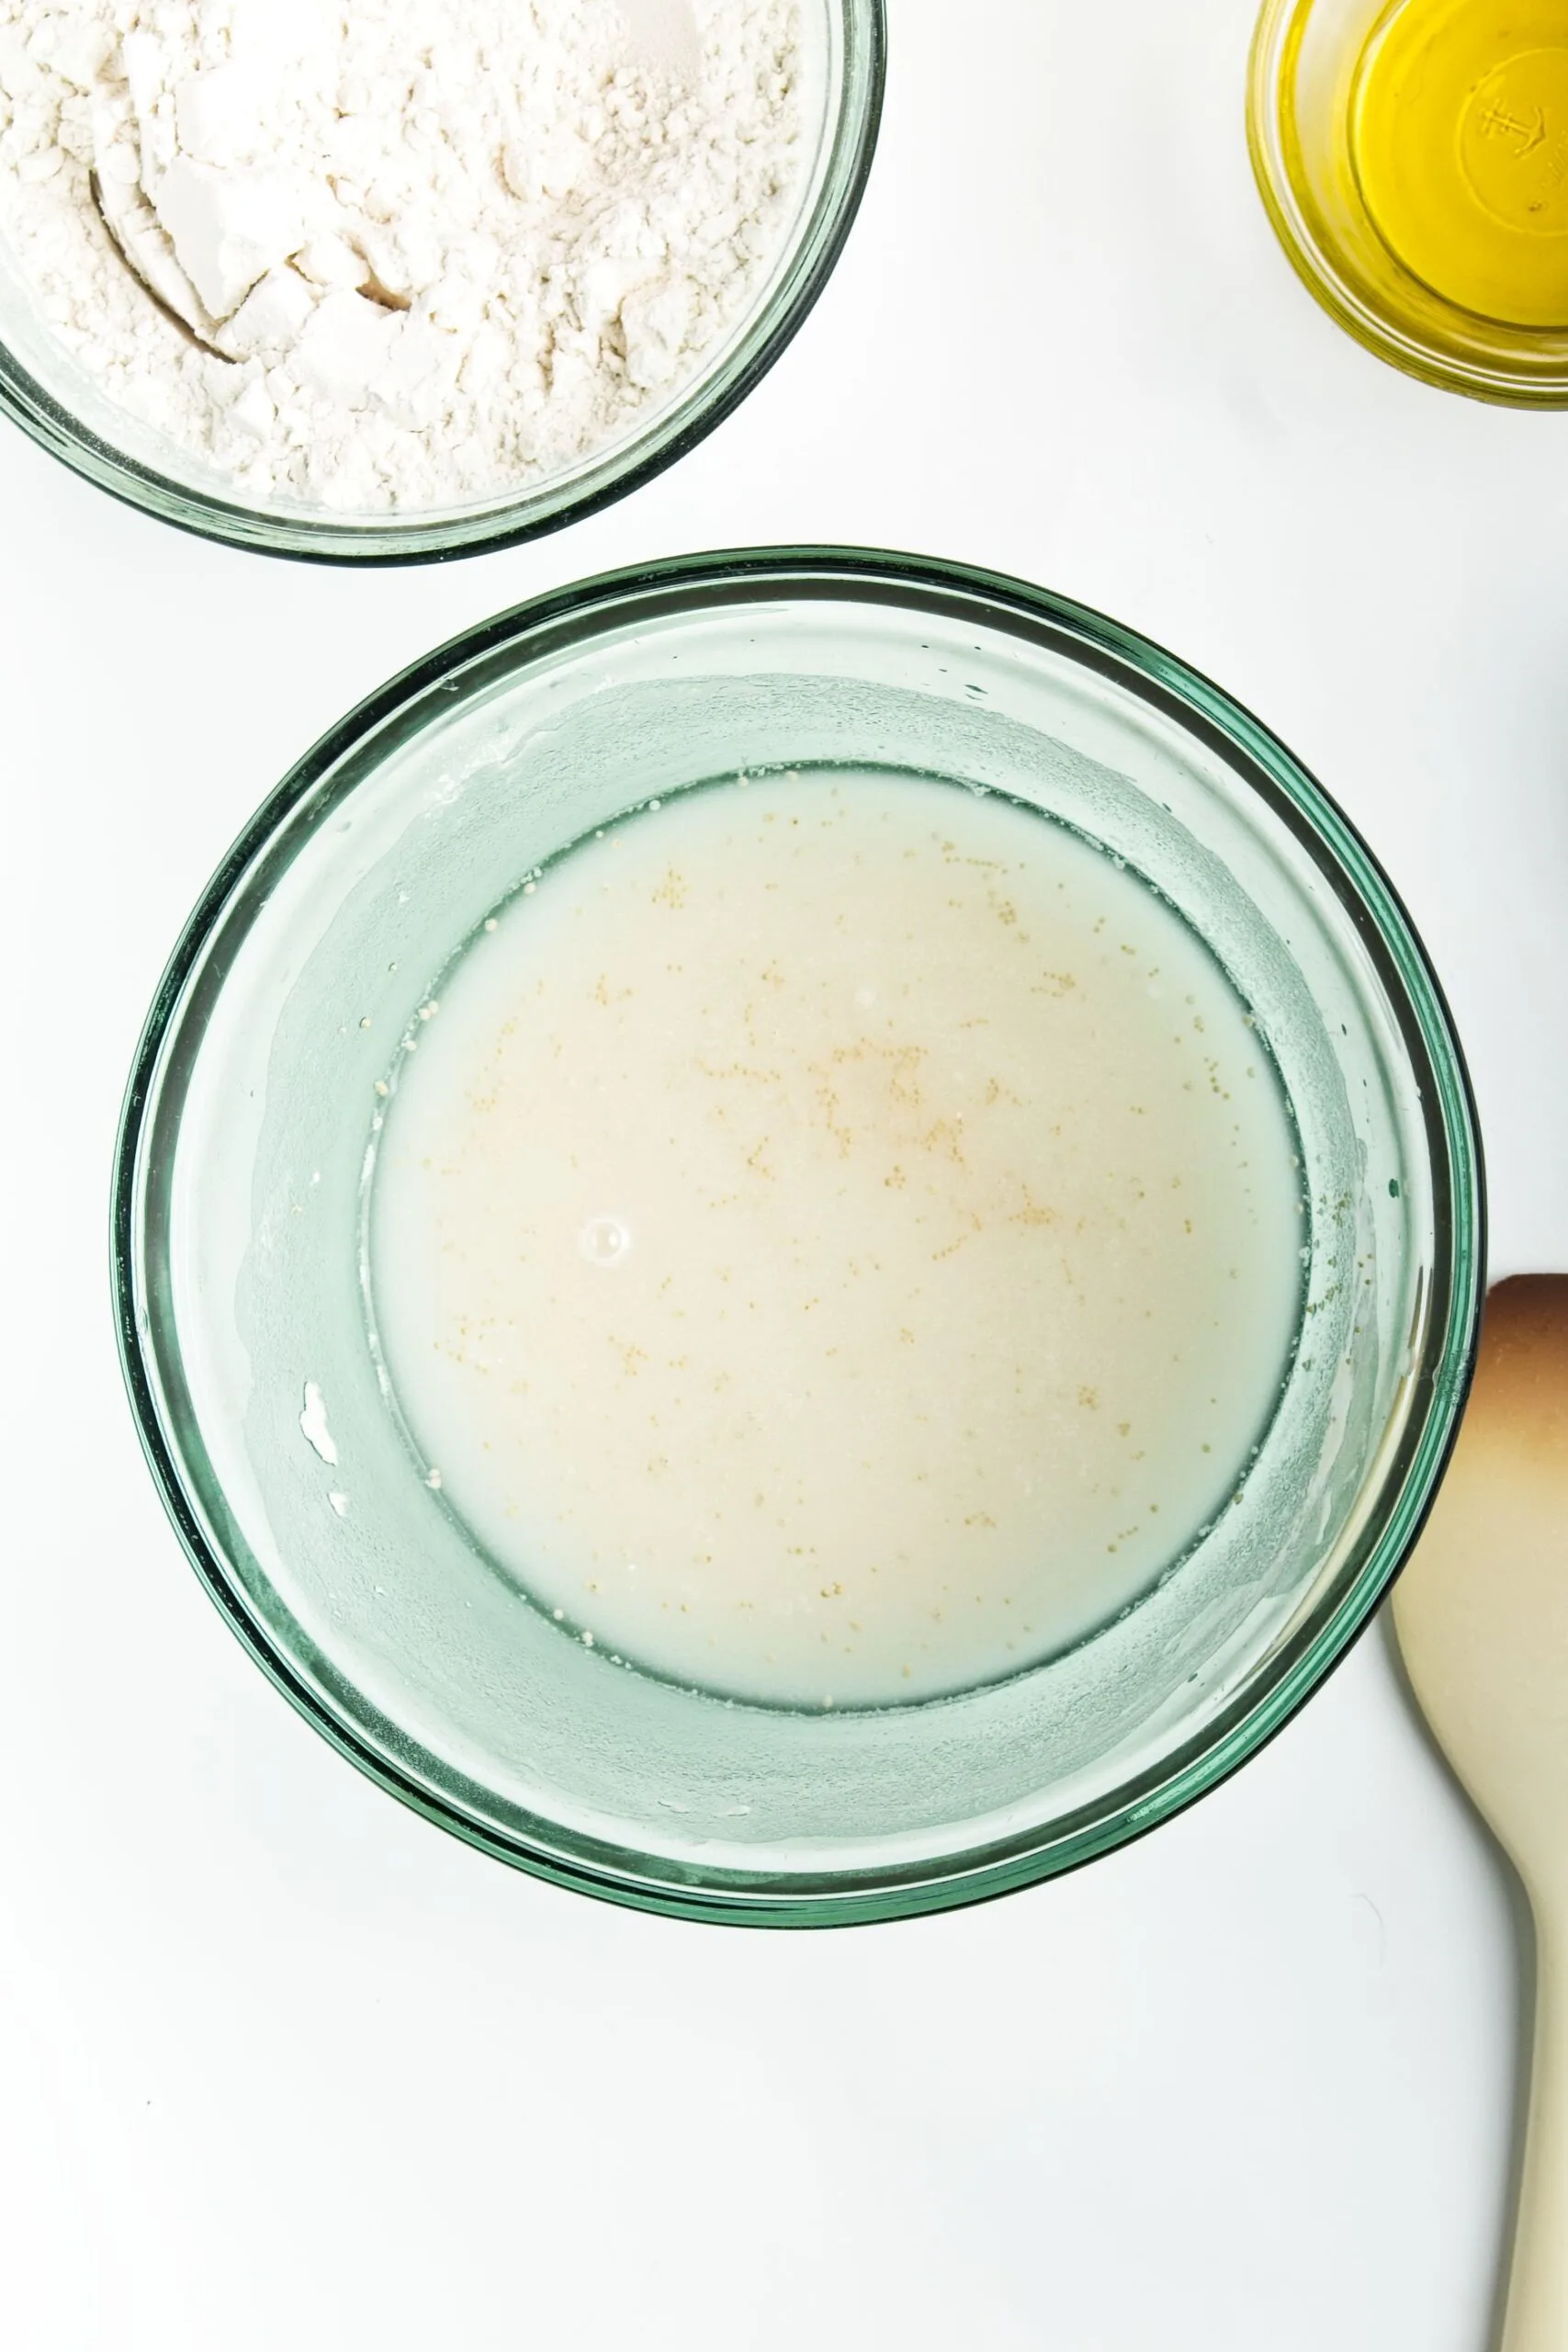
[0,0,803,509]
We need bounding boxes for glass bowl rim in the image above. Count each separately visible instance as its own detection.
[113,544,1487,1926]
[0,2,886,566]
[1247,0,1568,409]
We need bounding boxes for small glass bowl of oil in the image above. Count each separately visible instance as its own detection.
[1250,0,1568,403]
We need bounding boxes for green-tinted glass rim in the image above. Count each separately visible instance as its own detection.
[113,547,1486,1925]
[0,5,885,564]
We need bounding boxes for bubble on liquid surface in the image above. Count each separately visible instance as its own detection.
[580,1216,630,1267]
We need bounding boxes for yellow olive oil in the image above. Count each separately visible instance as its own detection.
[1351,0,1568,328]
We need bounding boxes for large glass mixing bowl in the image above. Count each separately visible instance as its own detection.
[114,549,1484,1923]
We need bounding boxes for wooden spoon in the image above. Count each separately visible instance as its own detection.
[1393,1276,1568,2352]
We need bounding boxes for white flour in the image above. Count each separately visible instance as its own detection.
[0,0,802,510]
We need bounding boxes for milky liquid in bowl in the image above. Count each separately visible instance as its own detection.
[369,767,1304,1709]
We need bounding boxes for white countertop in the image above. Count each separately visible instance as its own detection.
[3,4,1562,2346]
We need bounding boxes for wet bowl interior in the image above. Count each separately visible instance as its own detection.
[117,549,1483,1924]
[0,2,884,561]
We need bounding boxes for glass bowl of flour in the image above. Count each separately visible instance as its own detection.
[114,549,1483,1923]
[0,2,883,560]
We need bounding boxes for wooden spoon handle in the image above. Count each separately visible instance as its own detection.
[1502,1917,1568,2352]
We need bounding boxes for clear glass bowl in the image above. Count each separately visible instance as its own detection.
[1249,0,1568,405]
[114,549,1484,1924]
[0,4,884,562]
